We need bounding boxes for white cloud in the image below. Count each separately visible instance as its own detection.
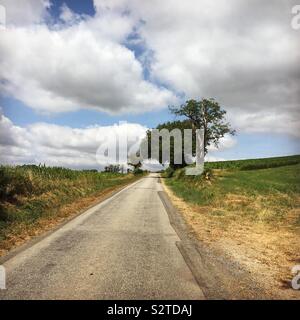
[0,2,177,115]
[0,0,50,26]
[0,112,148,169]
[0,0,299,137]
[59,3,83,25]
[230,110,300,138]
[207,134,237,152]
[141,159,164,172]
[92,0,300,135]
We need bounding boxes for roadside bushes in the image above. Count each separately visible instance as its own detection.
[0,167,35,222]
[163,167,175,178]
[163,166,213,181]
[133,168,144,175]
[0,167,34,203]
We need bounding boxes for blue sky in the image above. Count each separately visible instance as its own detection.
[0,0,299,168]
[48,0,95,18]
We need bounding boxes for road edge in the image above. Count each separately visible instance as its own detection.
[159,177,275,300]
[158,189,210,299]
[0,177,144,265]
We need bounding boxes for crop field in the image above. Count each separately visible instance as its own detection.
[205,154,300,171]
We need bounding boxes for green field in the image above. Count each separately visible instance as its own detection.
[165,155,300,227]
[205,155,300,171]
[164,156,300,293]
[0,165,139,250]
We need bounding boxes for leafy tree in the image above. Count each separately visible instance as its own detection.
[138,98,235,170]
[169,98,235,155]
[128,161,142,170]
[127,161,144,175]
[146,120,195,169]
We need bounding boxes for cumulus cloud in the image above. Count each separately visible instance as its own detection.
[207,134,237,152]
[230,110,300,138]
[0,2,177,114]
[0,0,299,137]
[0,0,50,26]
[93,0,300,135]
[0,112,148,169]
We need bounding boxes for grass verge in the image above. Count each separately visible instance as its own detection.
[163,162,300,299]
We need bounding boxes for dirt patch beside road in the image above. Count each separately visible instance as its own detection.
[162,178,300,300]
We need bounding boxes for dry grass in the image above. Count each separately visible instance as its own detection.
[162,179,300,299]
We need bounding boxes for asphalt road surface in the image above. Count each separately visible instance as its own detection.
[0,174,204,300]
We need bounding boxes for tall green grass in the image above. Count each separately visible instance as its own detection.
[0,165,124,203]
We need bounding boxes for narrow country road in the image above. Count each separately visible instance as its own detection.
[0,174,204,300]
